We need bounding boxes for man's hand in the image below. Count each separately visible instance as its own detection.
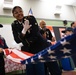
[22,20,32,34]
[0,48,3,53]
[52,37,55,42]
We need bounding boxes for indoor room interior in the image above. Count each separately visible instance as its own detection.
[0,0,76,75]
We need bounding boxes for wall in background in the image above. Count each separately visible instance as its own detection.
[0,19,72,48]
[0,16,72,27]
[0,24,22,49]
[0,0,76,21]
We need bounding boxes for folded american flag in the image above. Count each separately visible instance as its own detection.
[21,29,76,64]
[3,48,34,63]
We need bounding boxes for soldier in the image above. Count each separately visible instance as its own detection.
[39,20,55,41]
[11,6,51,75]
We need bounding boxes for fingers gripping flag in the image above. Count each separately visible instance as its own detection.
[21,29,76,64]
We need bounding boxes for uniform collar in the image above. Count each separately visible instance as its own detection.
[18,21,23,24]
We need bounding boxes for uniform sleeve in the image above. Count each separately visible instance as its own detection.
[46,29,53,40]
[11,22,23,43]
[24,16,39,35]
[3,39,8,49]
[11,16,40,46]
[0,52,4,56]
[0,38,8,56]
[23,16,40,42]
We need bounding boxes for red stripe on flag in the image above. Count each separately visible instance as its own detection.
[3,48,34,63]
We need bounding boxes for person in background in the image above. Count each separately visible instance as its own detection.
[61,27,75,71]
[40,29,51,44]
[0,24,8,75]
[71,22,76,29]
[39,20,55,42]
[39,20,62,75]
[62,27,74,36]
[11,6,52,75]
[70,22,76,67]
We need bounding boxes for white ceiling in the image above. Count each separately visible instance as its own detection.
[64,0,76,6]
[40,0,76,6]
[56,0,76,6]
[27,0,76,6]
[71,1,76,6]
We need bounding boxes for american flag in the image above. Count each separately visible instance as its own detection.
[3,48,34,63]
[28,8,33,16]
[21,29,76,64]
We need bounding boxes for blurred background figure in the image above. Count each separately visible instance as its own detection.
[63,20,68,27]
[71,21,76,29]
[62,27,74,36]
[39,20,55,42]
[61,27,75,71]
[39,20,62,75]
[70,21,76,67]
[0,24,8,75]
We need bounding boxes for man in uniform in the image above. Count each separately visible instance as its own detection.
[11,6,51,75]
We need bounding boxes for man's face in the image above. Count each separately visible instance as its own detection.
[40,21,46,29]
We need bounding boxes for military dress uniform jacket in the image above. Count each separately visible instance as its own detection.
[11,16,50,54]
[46,28,53,41]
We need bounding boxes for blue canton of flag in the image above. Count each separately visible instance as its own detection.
[28,8,33,16]
[21,29,76,64]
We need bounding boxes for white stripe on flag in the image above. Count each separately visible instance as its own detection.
[7,55,22,63]
[12,49,31,59]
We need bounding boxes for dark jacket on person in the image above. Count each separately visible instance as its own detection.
[0,36,8,75]
[45,28,53,41]
[11,16,50,54]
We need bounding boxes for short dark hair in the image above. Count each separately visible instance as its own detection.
[12,6,22,13]
[62,27,74,33]
[63,20,67,25]
[71,22,74,27]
